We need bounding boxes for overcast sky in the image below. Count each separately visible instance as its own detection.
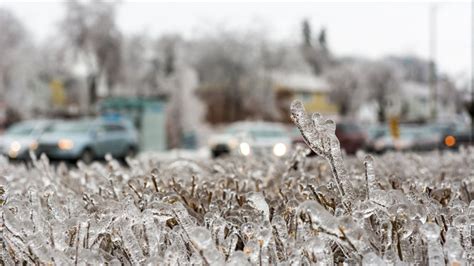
[0,0,472,78]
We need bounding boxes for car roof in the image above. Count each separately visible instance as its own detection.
[13,119,54,126]
[227,121,287,132]
[55,117,131,125]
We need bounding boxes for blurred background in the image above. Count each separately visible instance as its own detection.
[0,0,472,161]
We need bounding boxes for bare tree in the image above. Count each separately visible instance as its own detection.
[300,19,332,75]
[0,8,41,119]
[191,30,261,123]
[364,61,401,122]
[387,56,431,84]
[0,8,27,99]
[437,75,463,114]
[60,0,122,104]
[324,63,364,116]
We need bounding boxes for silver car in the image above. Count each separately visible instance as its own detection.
[36,118,139,163]
[0,120,53,159]
[209,122,291,158]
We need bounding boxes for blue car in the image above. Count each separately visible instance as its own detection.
[0,120,53,160]
[36,118,139,163]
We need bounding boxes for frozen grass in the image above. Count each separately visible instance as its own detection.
[0,102,472,265]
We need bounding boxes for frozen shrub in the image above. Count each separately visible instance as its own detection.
[0,101,472,264]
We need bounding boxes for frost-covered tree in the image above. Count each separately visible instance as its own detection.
[0,8,41,120]
[364,61,401,122]
[387,56,431,84]
[0,8,26,99]
[160,39,207,148]
[437,75,463,114]
[191,28,280,123]
[119,34,161,96]
[59,0,122,103]
[324,63,365,116]
[300,19,332,75]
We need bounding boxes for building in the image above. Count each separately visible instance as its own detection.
[400,81,431,122]
[98,97,168,151]
[271,71,338,122]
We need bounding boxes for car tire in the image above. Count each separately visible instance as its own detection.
[80,148,94,164]
[125,146,137,159]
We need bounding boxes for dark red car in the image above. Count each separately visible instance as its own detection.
[291,122,366,155]
[335,122,367,154]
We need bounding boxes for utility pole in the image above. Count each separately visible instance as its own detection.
[471,0,474,143]
[429,4,438,121]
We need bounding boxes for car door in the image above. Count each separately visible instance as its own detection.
[108,124,129,155]
[98,123,127,156]
[93,124,110,157]
[93,124,120,157]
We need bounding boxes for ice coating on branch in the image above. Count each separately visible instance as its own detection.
[227,250,251,266]
[246,192,269,221]
[297,200,340,235]
[0,128,472,264]
[364,155,378,200]
[362,252,386,266]
[444,228,465,265]
[290,100,354,209]
[421,223,444,265]
[189,226,225,265]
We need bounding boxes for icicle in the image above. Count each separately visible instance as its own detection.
[364,155,378,200]
[246,192,270,221]
[420,222,444,266]
[188,226,224,265]
[117,218,145,264]
[297,200,340,236]
[143,210,160,258]
[362,252,386,266]
[444,227,465,265]
[227,250,251,266]
[27,233,53,264]
[172,202,195,236]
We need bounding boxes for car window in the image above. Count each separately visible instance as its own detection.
[103,124,126,132]
[6,123,35,136]
[47,121,91,133]
[250,129,285,138]
[337,123,362,133]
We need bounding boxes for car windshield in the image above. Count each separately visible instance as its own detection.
[399,128,421,139]
[47,121,91,133]
[337,123,363,133]
[5,123,35,136]
[226,124,286,139]
[250,129,285,138]
[367,127,387,139]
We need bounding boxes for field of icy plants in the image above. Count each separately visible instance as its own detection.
[0,101,473,265]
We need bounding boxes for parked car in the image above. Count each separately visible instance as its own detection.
[441,126,473,150]
[36,117,138,163]
[291,122,366,155]
[335,122,367,154]
[367,125,441,153]
[0,120,53,159]
[208,122,291,158]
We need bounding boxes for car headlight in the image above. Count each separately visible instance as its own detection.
[8,141,22,158]
[58,139,74,150]
[273,143,287,157]
[10,141,22,153]
[239,142,251,156]
[29,141,38,150]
